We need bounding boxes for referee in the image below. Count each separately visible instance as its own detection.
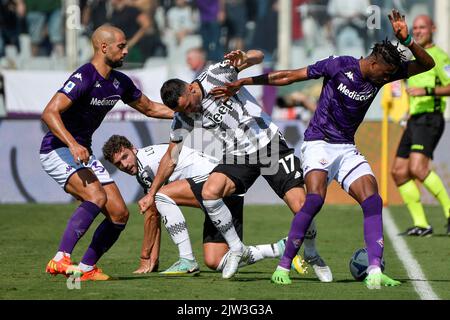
[391,14,450,237]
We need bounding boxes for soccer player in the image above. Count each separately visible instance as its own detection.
[40,25,174,281]
[103,135,327,277]
[391,14,450,237]
[139,49,332,280]
[211,10,435,288]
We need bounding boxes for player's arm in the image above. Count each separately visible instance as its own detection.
[226,49,264,72]
[134,206,161,274]
[128,94,174,119]
[210,67,308,99]
[388,9,435,77]
[138,141,182,213]
[41,93,90,164]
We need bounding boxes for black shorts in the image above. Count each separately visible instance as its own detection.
[212,133,304,198]
[396,112,445,159]
[187,176,243,244]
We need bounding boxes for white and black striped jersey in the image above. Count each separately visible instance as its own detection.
[136,144,218,193]
[170,60,279,156]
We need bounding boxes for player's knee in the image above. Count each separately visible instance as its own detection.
[111,206,129,224]
[391,166,408,184]
[87,189,107,208]
[201,184,222,200]
[409,163,428,181]
[203,255,220,270]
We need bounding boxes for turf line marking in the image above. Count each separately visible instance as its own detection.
[383,207,440,300]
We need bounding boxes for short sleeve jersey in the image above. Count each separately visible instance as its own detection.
[305,55,409,144]
[40,63,142,154]
[169,61,279,156]
[407,45,450,115]
[136,144,219,193]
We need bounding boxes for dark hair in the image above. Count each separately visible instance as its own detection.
[160,78,188,110]
[102,135,133,163]
[370,38,406,66]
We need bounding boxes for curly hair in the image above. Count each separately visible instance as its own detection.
[370,38,407,66]
[102,135,133,163]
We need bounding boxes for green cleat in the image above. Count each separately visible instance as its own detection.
[364,273,401,289]
[160,258,200,276]
[271,268,292,285]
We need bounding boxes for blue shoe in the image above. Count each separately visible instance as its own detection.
[160,258,200,276]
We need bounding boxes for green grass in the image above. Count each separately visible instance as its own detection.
[0,204,448,300]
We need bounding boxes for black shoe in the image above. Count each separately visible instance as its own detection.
[399,226,433,237]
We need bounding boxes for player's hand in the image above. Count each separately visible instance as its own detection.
[388,9,409,42]
[406,87,426,96]
[210,79,243,100]
[69,143,90,165]
[224,50,247,68]
[138,193,156,215]
[133,257,158,274]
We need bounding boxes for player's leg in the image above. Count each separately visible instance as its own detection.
[156,180,200,275]
[76,182,128,280]
[201,168,254,279]
[346,166,400,289]
[272,170,328,284]
[40,148,107,276]
[392,154,431,235]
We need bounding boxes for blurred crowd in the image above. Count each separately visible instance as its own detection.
[0,0,432,65]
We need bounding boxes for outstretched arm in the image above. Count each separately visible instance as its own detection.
[226,49,265,72]
[388,9,435,77]
[129,94,174,119]
[211,67,309,99]
[138,142,182,214]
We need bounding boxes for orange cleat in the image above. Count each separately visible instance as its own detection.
[80,266,110,281]
[46,255,73,277]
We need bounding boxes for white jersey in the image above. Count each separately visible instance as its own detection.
[136,144,218,192]
[170,60,279,156]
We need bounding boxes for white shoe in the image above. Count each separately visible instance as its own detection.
[305,255,333,283]
[222,246,247,279]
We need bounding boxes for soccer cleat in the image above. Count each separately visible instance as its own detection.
[399,226,433,237]
[305,255,333,282]
[80,266,110,281]
[276,237,287,257]
[160,258,200,276]
[222,246,247,279]
[45,255,73,277]
[291,255,308,275]
[271,268,292,285]
[364,273,401,289]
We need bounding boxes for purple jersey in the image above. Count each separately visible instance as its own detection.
[304,56,409,144]
[40,63,142,154]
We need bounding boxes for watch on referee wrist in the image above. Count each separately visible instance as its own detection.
[425,87,435,96]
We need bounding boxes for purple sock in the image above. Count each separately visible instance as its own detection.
[58,201,101,254]
[279,194,324,269]
[361,194,384,267]
[81,219,126,266]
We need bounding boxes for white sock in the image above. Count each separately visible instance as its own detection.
[303,220,318,258]
[53,251,71,262]
[254,244,279,258]
[203,199,243,252]
[156,193,195,261]
[367,266,382,275]
[78,262,94,272]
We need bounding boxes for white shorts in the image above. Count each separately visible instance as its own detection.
[40,147,114,191]
[300,140,374,192]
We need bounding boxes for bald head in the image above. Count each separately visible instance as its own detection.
[91,25,128,69]
[91,25,125,52]
[412,15,435,47]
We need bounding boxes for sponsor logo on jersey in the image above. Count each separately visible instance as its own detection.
[337,83,375,101]
[344,71,354,81]
[73,73,83,81]
[207,99,233,124]
[63,81,76,93]
[319,158,328,166]
[90,95,121,107]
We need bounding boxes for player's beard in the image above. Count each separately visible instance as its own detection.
[105,57,123,69]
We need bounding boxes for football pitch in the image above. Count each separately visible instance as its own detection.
[0,203,448,300]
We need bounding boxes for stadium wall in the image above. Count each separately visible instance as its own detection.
[1,119,449,205]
